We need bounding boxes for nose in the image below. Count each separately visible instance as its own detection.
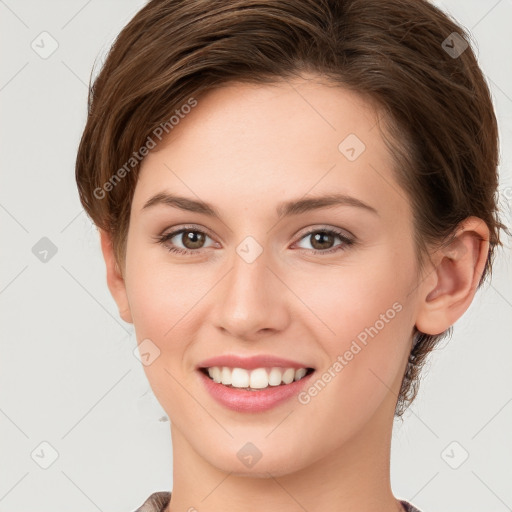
[212,246,291,342]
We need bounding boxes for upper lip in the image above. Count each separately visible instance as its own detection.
[196,354,314,370]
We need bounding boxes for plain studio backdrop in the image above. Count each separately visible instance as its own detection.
[0,1,511,511]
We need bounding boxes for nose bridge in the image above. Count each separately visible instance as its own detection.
[213,238,288,339]
[225,243,271,316]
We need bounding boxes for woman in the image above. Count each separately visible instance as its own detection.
[75,0,505,511]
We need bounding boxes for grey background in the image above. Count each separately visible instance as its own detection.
[0,1,511,511]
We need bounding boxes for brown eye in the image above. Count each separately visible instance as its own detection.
[157,227,215,255]
[181,230,206,249]
[309,231,336,250]
[295,228,354,254]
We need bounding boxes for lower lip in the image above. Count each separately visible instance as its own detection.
[198,370,314,412]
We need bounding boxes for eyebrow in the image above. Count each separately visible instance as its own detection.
[141,192,378,219]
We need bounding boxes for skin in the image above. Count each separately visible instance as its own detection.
[100,74,489,512]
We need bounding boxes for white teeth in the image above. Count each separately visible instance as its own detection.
[282,368,295,384]
[249,368,269,389]
[294,368,307,381]
[204,366,311,389]
[208,367,222,383]
[268,367,283,386]
[231,368,250,388]
[221,366,232,385]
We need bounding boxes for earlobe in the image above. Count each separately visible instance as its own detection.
[99,229,133,324]
[415,217,490,336]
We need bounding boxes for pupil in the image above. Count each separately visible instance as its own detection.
[312,232,333,250]
[183,230,205,249]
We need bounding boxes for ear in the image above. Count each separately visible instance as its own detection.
[415,217,490,336]
[99,229,133,324]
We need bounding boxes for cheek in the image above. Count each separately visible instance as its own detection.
[123,243,220,400]
[124,252,200,412]
[293,246,413,341]
[124,240,207,337]
[295,250,415,413]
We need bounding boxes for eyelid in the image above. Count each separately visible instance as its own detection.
[294,224,355,241]
[159,223,216,240]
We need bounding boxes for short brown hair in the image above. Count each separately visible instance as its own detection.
[75,0,506,417]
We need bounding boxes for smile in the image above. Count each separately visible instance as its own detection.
[201,366,314,390]
[196,354,316,411]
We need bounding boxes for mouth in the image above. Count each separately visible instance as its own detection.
[196,355,316,412]
[199,366,315,391]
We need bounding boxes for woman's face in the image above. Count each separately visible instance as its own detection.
[120,76,425,476]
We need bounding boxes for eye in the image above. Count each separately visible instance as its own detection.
[294,227,354,254]
[155,226,216,255]
[155,225,355,256]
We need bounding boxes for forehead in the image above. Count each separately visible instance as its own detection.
[133,77,410,224]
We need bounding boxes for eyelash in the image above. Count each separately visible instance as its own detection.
[155,225,355,256]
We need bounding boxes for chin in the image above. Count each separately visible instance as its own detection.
[200,442,310,478]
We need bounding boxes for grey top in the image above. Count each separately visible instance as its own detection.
[133,491,423,512]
